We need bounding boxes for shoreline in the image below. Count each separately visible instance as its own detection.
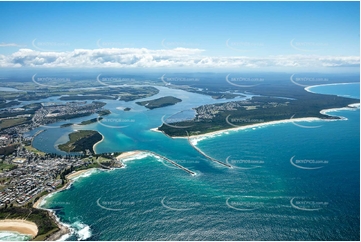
[92,132,104,154]
[0,219,38,238]
[66,168,96,180]
[156,103,360,140]
[31,129,46,147]
[305,82,360,93]
[150,127,173,139]
[151,81,359,140]
[173,117,323,140]
[116,150,144,162]
[32,168,96,240]
[29,82,359,240]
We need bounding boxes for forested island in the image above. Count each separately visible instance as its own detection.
[136,96,182,109]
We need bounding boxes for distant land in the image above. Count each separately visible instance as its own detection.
[158,84,360,137]
[136,96,182,110]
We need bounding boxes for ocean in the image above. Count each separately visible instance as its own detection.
[8,82,359,240]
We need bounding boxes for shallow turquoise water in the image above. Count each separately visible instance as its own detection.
[33,83,360,240]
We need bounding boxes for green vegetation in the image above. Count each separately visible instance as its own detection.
[159,93,360,137]
[211,93,241,99]
[22,103,42,110]
[0,109,37,119]
[136,96,182,110]
[50,112,94,121]
[60,123,73,128]
[0,117,32,130]
[96,109,111,116]
[0,84,159,104]
[0,161,17,171]
[79,117,102,125]
[0,100,21,109]
[24,145,46,156]
[58,130,102,153]
[60,95,117,100]
[0,207,59,241]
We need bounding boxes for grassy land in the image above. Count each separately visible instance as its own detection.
[58,130,102,153]
[0,117,31,130]
[136,96,182,109]
[24,145,46,156]
[0,162,17,171]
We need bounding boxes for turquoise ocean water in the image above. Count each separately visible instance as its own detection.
[24,83,360,240]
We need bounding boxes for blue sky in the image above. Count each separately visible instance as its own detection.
[0,1,359,72]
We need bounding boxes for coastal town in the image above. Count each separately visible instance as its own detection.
[0,101,119,208]
[0,98,132,240]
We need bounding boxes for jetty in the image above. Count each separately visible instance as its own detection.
[145,150,196,176]
[186,131,231,168]
[31,129,46,146]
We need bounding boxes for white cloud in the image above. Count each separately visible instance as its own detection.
[0,48,359,69]
[0,42,26,47]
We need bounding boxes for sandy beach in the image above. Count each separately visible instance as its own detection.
[0,219,38,238]
[66,168,95,180]
[150,127,162,133]
[305,82,360,93]
[33,195,46,210]
[168,117,322,140]
[116,151,143,161]
[92,132,104,154]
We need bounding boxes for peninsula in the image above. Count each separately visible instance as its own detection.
[158,86,360,137]
[58,130,102,153]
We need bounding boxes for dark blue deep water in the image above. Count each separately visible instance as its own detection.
[34,83,359,241]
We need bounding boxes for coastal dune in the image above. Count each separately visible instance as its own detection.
[0,219,38,238]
